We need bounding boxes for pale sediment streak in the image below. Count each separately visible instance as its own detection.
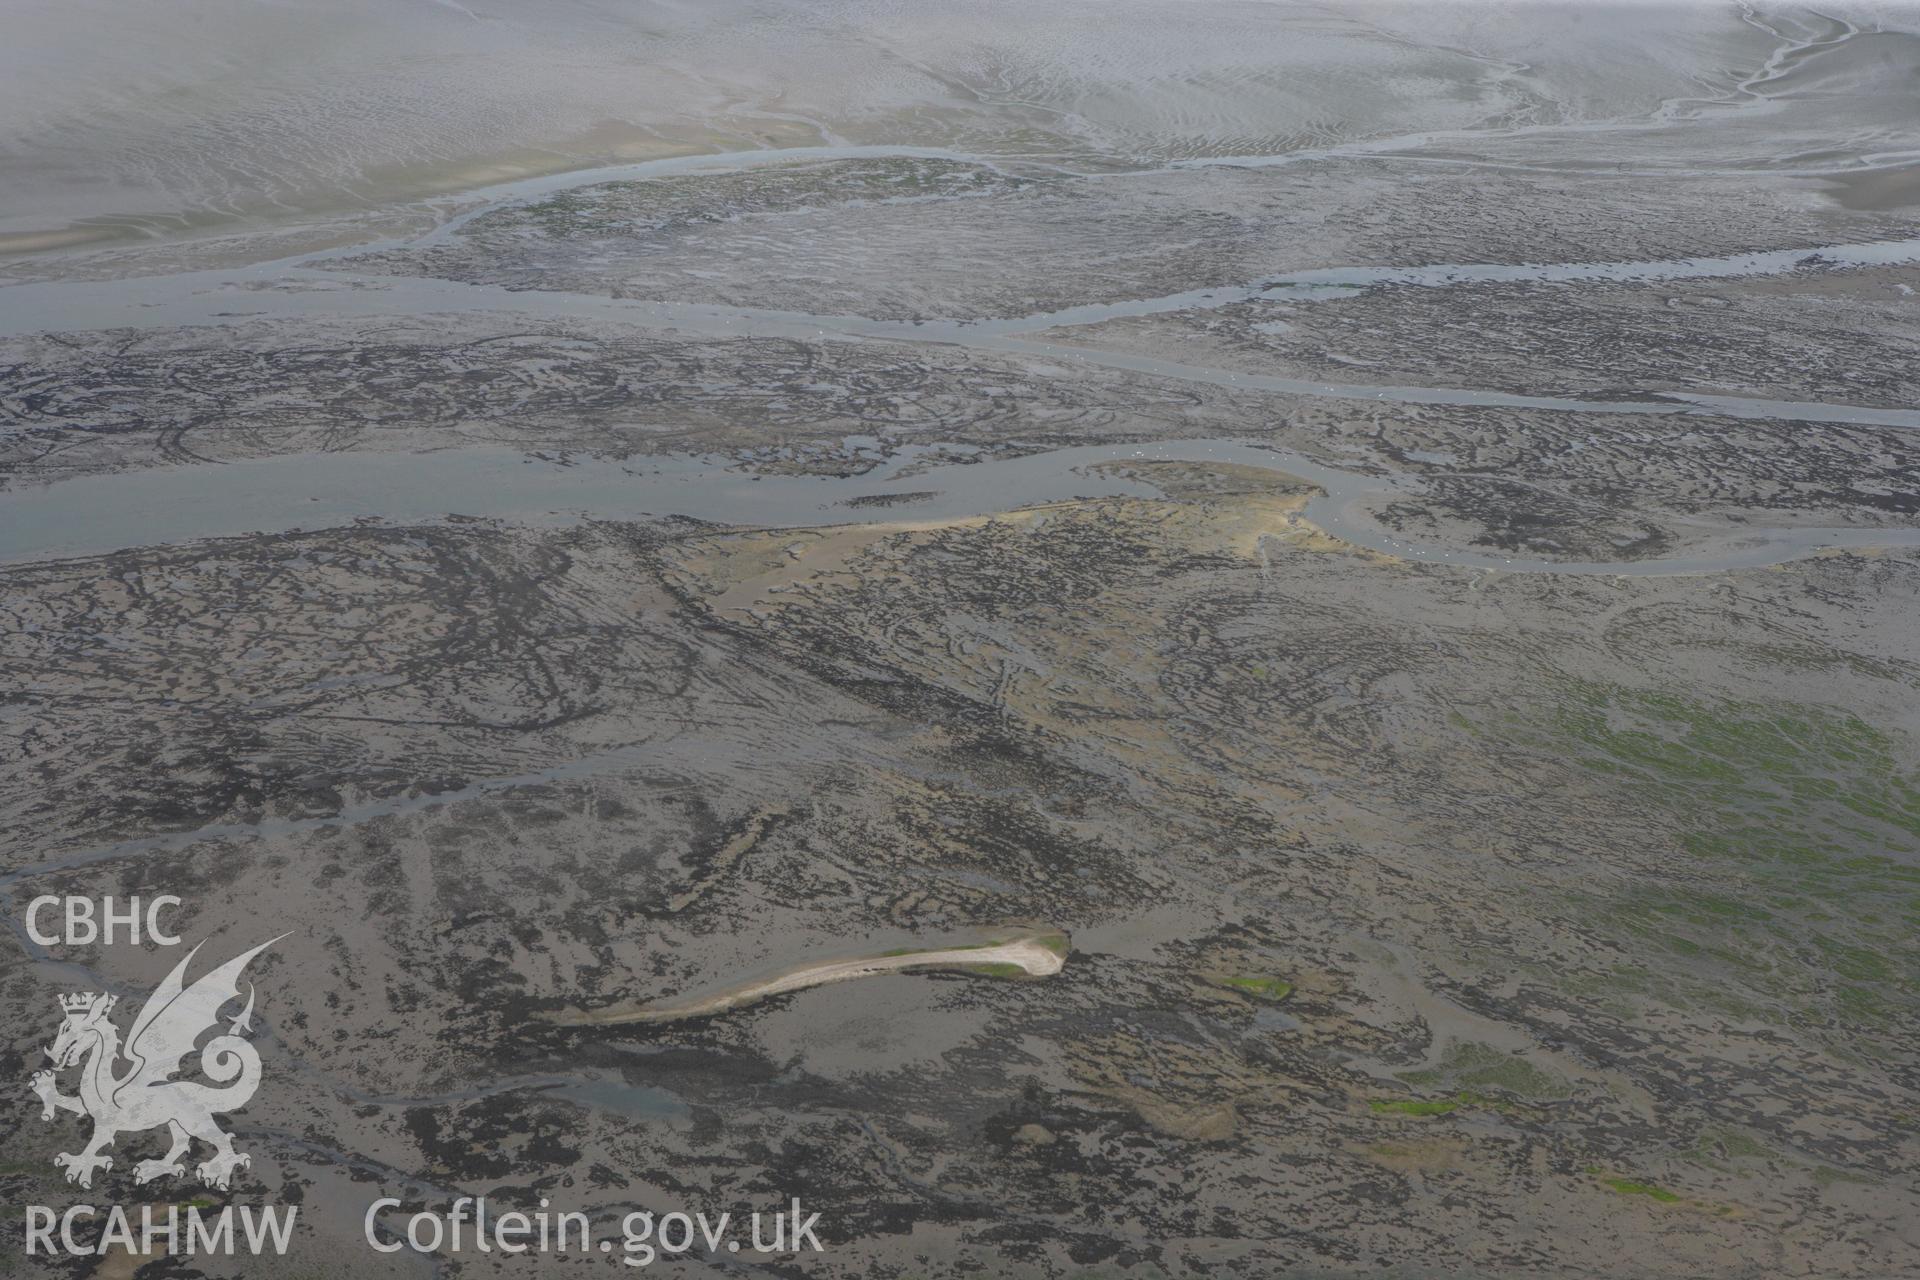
[542,931,1069,1026]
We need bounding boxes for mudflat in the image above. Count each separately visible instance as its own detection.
[2,5,1918,1278]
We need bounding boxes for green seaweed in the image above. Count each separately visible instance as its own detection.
[1396,1042,1566,1099]
[1483,682,1920,1033]
[1811,1164,1879,1186]
[1369,1098,1460,1117]
[962,962,1030,979]
[1599,1177,1682,1203]
[1216,975,1293,1001]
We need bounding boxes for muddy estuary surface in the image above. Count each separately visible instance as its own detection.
[9,435,1918,576]
[3,5,1920,1279]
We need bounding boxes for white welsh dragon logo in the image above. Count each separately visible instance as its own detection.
[29,937,283,1190]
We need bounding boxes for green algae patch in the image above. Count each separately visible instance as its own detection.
[1811,1165,1879,1187]
[1598,1177,1682,1203]
[1370,1098,1460,1117]
[881,940,994,957]
[1397,1041,1567,1099]
[1214,974,1294,1001]
[1482,682,1920,1032]
[1370,1085,1543,1121]
[961,961,1032,979]
[1688,1126,1775,1169]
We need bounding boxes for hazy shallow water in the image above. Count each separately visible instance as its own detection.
[8,437,1913,576]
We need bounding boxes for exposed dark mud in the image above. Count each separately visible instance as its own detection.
[4,24,1919,1277]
